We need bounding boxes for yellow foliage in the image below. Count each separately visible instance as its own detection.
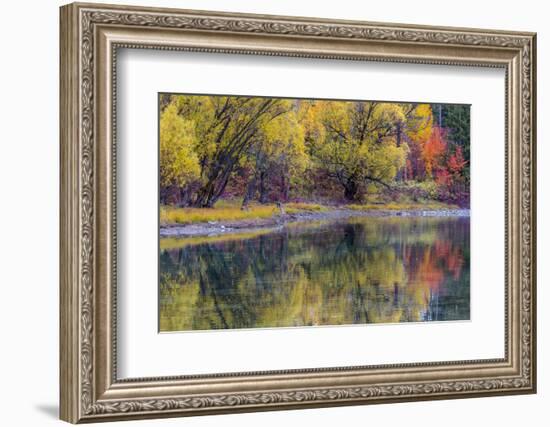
[406,103,433,145]
[304,101,409,192]
[159,103,200,188]
[254,109,308,177]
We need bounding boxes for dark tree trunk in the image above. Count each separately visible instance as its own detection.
[259,170,269,204]
[159,187,168,205]
[160,184,184,206]
[192,158,235,207]
[241,174,257,210]
[396,121,402,147]
[395,121,405,182]
[193,182,215,207]
[343,179,359,201]
[281,171,290,202]
[178,187,193,207]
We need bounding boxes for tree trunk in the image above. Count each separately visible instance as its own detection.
[177,186,196,207]
[159,187,168,205]
[396,121,402,147]
[241,174,257,210]
[259,170,269,204]
[343,179,359,201]
[281,171,290,202]
[193,182,215,207]
[192,163,232,208]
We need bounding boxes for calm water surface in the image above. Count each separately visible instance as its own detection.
[159,216,470,332]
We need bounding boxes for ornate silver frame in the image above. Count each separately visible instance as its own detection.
[60,2,537,423]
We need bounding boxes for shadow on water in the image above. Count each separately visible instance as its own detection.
[160,216,470,332]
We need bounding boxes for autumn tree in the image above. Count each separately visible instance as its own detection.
[159,103,200,204]
[436,144,469,204]
[241,107,307,207]
[403,104,433,181]
[422,126,447,178]
[158,95,470,209]
[439,104,470,181]
[301,101,408,201]
[169,95,295,207]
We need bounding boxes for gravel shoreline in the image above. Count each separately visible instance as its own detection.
[160,208,470,238]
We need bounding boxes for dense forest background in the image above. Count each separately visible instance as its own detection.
[159,94,470,209]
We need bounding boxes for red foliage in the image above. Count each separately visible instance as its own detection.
[422,126,447,177]
[447,146,467,175]
[405,140,426,181]
[434,168,452,187]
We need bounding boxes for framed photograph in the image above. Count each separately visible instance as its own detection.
[60,2,537,423]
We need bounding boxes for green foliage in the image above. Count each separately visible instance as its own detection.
[437,104,471,179]
[440,104,470,148]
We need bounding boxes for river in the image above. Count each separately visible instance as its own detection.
[159,215,470,332]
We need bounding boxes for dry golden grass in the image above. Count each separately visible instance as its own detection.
[160,200,336,225]
[347,201,458,211]
[160,203,277,225]
[285,202,329,214]
[160,199,458,226]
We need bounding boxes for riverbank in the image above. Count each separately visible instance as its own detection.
[160,207,470,238]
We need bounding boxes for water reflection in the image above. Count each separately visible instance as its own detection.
[159,216,470,331]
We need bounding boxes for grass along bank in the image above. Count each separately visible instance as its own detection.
[160,199,460,226]
[347,201,458,211]
[160,201,327,226]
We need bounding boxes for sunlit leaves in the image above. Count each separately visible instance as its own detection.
[159,95,469,206]
[406,103,433,145]
[248,108,308,190]
[302,101,409,200]
[422,126,447,178]
[159,103,200,188]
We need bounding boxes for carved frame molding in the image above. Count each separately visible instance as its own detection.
[60,2,536,423]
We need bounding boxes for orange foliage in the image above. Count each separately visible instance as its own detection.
[447,145,467,175]
[422,126,447,178]
[402,237,465,297]
[416,247,445,292]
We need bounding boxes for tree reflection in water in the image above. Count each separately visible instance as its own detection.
[159,217,470,332]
